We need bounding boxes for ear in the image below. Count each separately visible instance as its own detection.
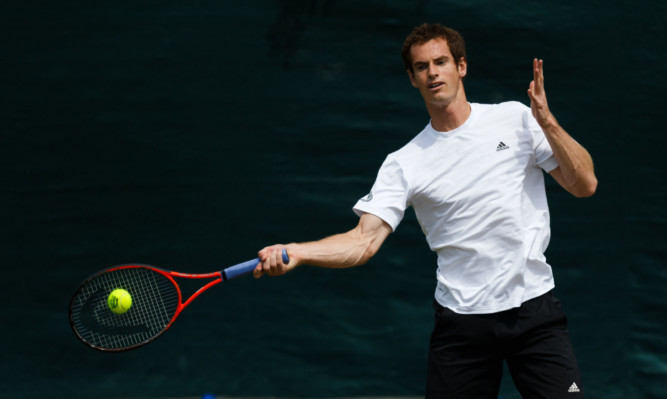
[458,58,467,78]
[407,69,418,88]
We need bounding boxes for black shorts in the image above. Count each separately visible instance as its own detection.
[426,291,584,398]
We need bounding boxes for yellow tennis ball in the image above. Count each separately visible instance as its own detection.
[108,288,132,314]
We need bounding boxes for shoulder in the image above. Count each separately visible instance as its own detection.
[472,101,534,128]
[372,124,436,184]
[473,101,530,116]
[387,123,435,161]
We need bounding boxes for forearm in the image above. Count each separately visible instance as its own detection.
[255,213,392,278]
[527,59,597,197]
[288,229,379,269]
[539,116,597,197]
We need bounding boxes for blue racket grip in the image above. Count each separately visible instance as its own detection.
[222,249,289,281]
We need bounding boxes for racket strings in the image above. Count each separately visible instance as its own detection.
[70,267,179,351]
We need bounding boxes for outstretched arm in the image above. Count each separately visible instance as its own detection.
[527,58,598,198]
[253,213,393,278]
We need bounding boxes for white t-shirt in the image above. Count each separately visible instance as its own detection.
[353,101,559,314]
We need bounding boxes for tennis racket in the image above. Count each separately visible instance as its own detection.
[69,249,288,352]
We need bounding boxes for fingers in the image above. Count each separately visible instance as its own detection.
[254,245,290,279]
[532,58,544,90]
[527,58,554,125]
[527,58,545,100]
[527,80,536,99]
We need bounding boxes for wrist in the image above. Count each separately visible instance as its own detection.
[538,113,559,131]
[285,243,303,267]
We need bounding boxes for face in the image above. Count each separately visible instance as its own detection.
[407,38,467,108]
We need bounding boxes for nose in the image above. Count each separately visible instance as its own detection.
[427,62,438,77]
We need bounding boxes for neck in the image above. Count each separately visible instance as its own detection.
[427,95,471,132]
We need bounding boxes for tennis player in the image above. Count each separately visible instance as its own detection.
[255,23,596,398]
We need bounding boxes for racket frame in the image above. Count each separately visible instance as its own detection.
[69,250,287,352]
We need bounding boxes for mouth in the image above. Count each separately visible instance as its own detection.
[428,82,444,90]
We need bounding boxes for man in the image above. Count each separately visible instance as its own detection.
[255,23,597,398]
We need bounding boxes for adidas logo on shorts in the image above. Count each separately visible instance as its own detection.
[568,382,581,393]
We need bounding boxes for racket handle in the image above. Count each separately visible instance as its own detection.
[222,249,289,281]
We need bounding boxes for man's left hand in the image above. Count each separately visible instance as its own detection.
[527,58,556,127]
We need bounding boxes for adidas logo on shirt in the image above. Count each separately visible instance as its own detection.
[496,141,510,152]
[568,382,581,393]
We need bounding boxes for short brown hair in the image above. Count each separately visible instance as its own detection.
[401,23,467,72]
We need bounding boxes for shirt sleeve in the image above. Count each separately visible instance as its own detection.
[523,107,559,172]
[352,155,409,232]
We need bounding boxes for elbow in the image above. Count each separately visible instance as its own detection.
[348,214,391,267]
[356,244,379,266]
[573,176,598,198]
[353,235,385,267]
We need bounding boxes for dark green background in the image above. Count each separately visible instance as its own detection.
[1,1,665,398]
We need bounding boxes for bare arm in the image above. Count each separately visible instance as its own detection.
[253,213,393,278]
[527,59,598,198]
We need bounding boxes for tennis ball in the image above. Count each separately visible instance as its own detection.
[108,288,132,314]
